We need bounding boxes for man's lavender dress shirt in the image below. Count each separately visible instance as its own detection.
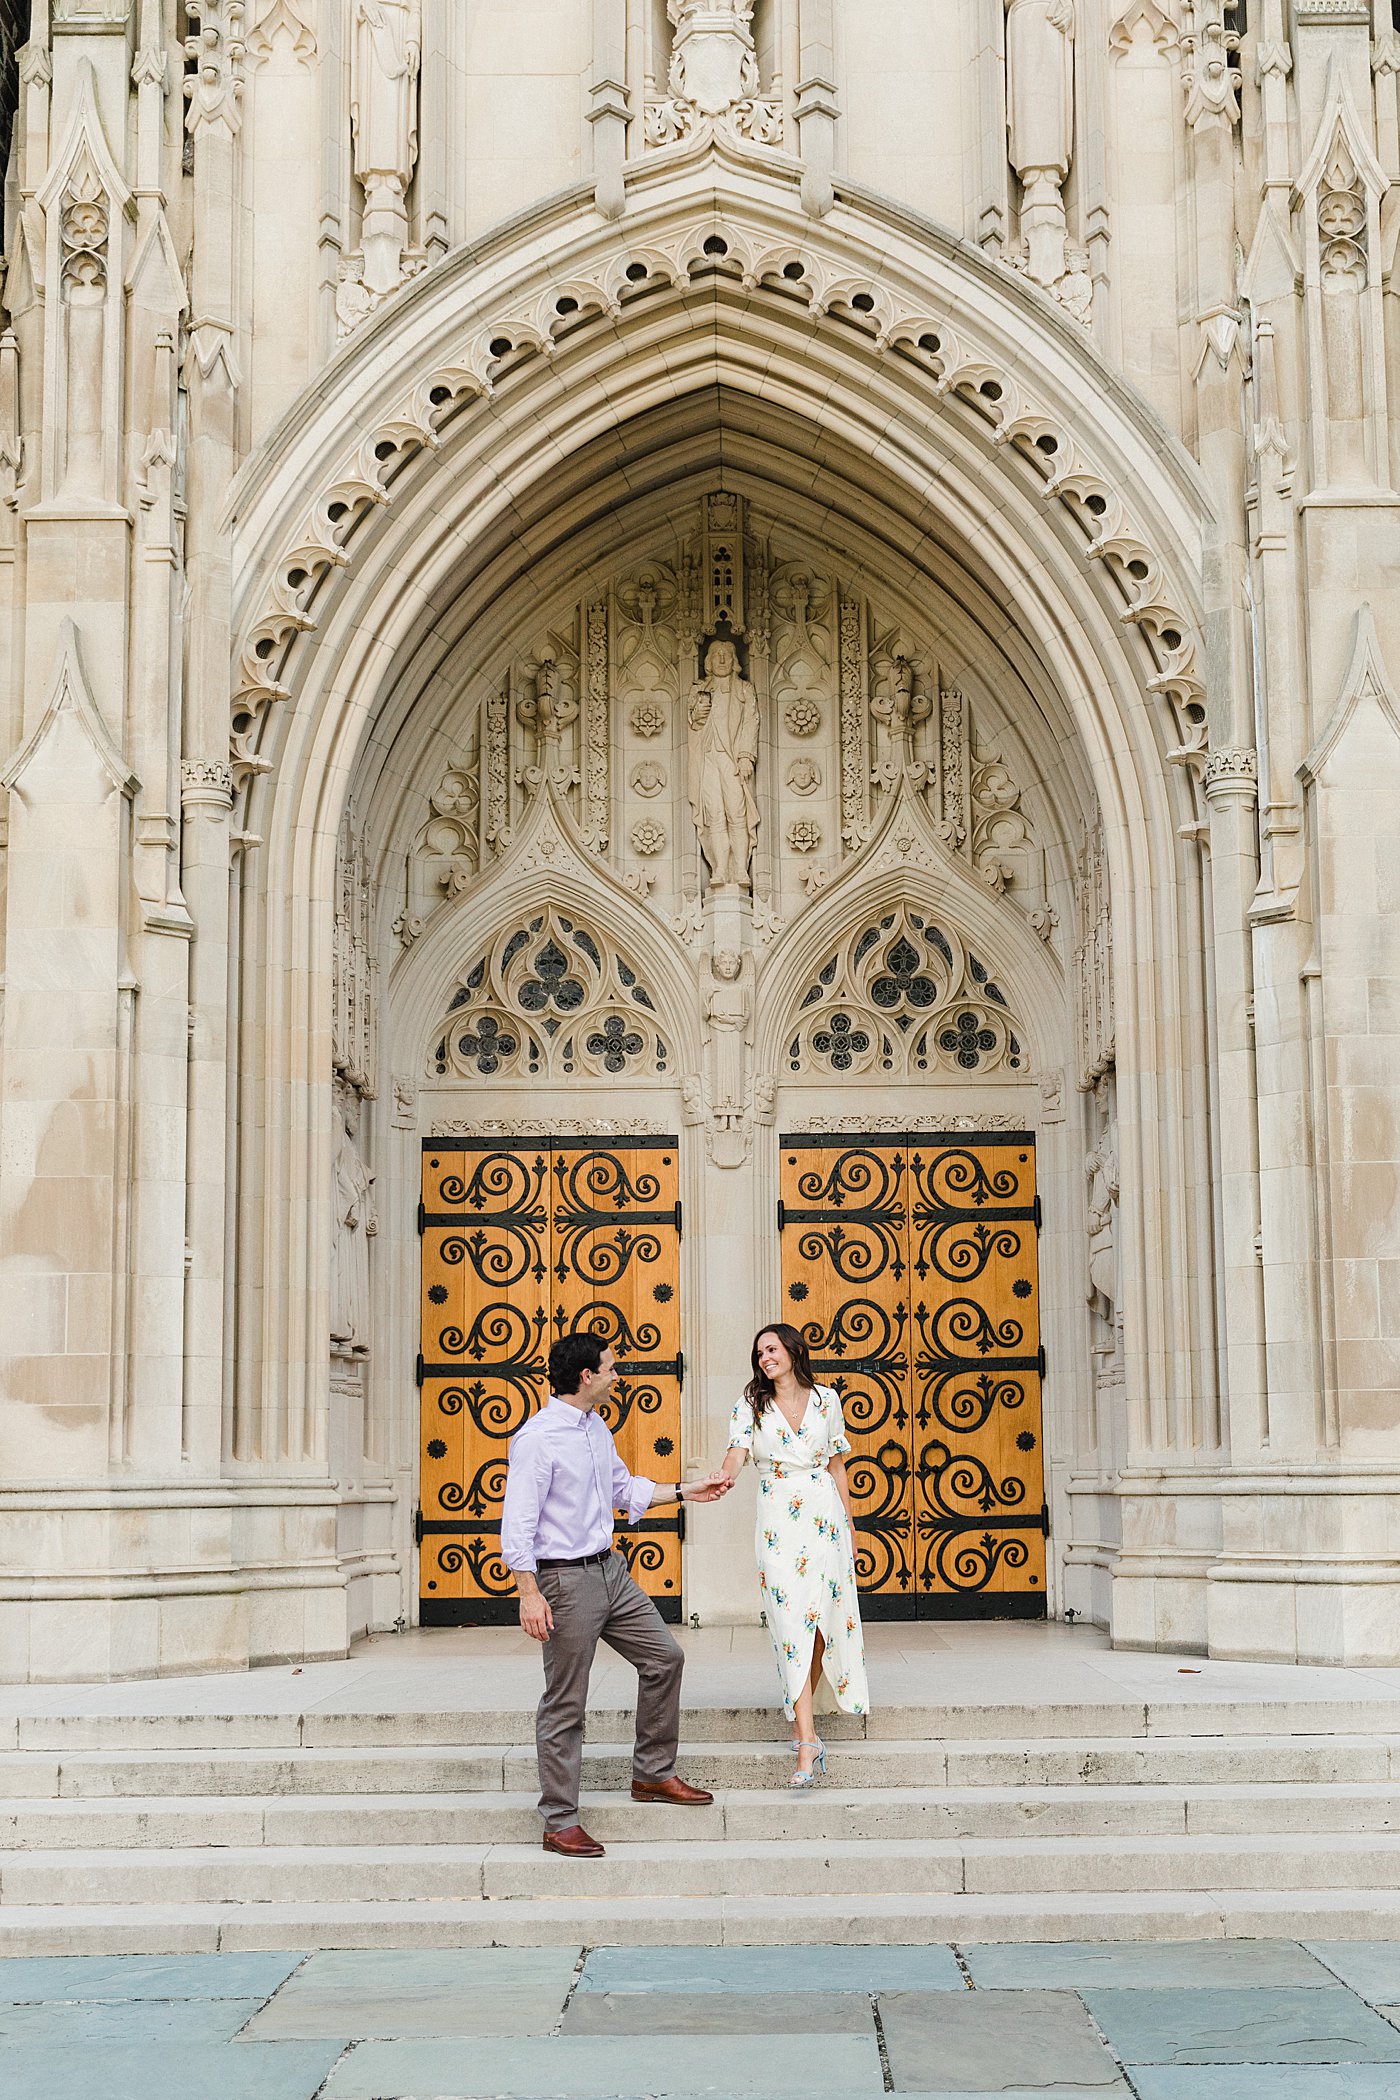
[500,1397,657,1573]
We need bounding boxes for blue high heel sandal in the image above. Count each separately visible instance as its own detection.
[788,1737,826,1789]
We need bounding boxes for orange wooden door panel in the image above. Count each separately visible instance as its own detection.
[906,1139,1046,1608]
[780,1130,1046,1619]
[419,1143,550,1619]
[778,1140,917,1605]
[420,1137,683,1624]
[550,1142,684,1612]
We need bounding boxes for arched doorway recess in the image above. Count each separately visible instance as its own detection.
[219,151,1219,1643]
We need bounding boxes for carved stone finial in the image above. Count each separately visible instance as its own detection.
[184,1,247,138]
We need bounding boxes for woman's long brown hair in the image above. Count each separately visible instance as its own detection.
[744,1322,818,1419]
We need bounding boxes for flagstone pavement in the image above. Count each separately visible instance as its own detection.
[1,1938,1399,2097]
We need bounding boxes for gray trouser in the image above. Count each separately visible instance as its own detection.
[534,1551,684,1832]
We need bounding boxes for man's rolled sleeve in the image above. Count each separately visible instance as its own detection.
[611,1445,657,1528]
[501,1439,547,1573]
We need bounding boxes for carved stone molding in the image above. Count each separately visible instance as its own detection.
[428,1114,671,1138]
[783,1111,1031,1133]
[229,210,1207,803]
[1202,745,1258,798]
[180,757,235,807]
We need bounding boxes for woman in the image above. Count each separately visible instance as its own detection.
[720,1324,870,1786]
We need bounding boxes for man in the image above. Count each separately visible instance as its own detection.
[501,1332,732,1858]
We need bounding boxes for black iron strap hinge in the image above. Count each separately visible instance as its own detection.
[417,1200,426,1235]
[415,1352,425,1389]
[1037,1344,1046,1378]
[673,1200,683,1237]
[1034,1194,1042,1230]
[413,1504,425,1546]
[676,1349,685,1390]
[1040,1500,1050,1538]
[777,1198,786,1231]
[677,1501,687,1545]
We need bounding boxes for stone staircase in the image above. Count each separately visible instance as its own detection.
[2,1694,1400,1952]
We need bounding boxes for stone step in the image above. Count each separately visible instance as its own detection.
[5,1731,1396,1798]
[6,1830,1399,1907]
[4,1885,1400,1955]
[3,1779,1398,1849]
[8,1695,1400,1750]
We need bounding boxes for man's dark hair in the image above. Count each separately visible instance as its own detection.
[549,1330,606,1396]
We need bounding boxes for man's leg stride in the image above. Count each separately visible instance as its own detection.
[596,1553,714,1807]
[535,1565,609,1853]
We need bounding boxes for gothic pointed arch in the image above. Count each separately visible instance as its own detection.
[230,144,1215,1509]
[755,778,1064,1083]
[394,781,704,1088]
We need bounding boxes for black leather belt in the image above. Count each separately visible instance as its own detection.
[536,1550,612,1569]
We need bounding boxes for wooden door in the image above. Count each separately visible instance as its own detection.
[779,1130,1046,1617]
[419,1136,684,1624]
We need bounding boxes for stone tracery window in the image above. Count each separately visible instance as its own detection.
[430,910,669,1084]
[786,906,1027,1081]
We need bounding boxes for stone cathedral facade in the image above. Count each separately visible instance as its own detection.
[1,0,1398,1680]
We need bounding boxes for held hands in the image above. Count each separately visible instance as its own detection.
[684,1470,733,1504]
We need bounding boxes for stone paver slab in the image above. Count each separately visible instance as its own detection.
[1304,1945,1400,2002]
[577,1943,964,1993]
[1084,1986,1400,2065]
[561,1989,875,2033]
[961,1941,1339,1991]
[880,1989,1122,2091]
[0,1996,264,2044]
[1132,2070,1400,2098]
[2,2041,342,2100]
[242,1985,564,2040]
[0,1952,303,1999]
[288,1947,581,1994]
[324,2032,884,2096]
[239,1944,579,2038]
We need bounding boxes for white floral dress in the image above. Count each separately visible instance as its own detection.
[728,1384,871,1720]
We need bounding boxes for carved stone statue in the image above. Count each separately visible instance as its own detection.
[332,1083,378,1353]
[688,636,760,890]
[1085,1076,1119,1327]
[1005,0,1075,287]
[705,947,751,1119]
[350,0,422,296]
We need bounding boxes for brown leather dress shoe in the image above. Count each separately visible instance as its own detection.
[630,1774,714,1806]
[542,1824,605,1858]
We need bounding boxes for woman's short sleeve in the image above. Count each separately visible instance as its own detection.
[727,1396,755,1451]
[824,1386,851,1458]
